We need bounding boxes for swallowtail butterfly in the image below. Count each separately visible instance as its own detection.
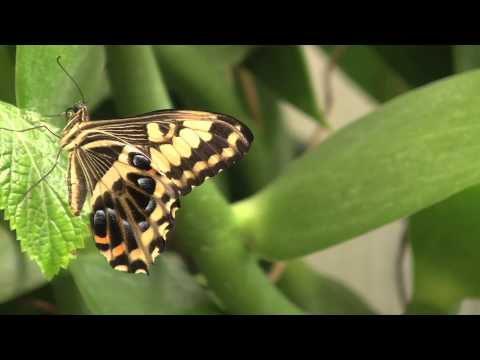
[57,103,253,274]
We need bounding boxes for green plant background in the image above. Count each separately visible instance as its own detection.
[0,45,479,314]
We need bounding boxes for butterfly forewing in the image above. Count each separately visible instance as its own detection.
[83,110,254,195]
[66,108,253,274]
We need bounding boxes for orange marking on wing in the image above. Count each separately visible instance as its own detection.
[112,244,125,257]
[95,235,109,245]
[147,169,157,176]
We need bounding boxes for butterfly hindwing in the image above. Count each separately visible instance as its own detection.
[88,145,179,274]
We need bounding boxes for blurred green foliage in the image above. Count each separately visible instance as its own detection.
[1,45,480,314]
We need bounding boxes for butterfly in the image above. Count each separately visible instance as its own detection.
[57,102,253,274]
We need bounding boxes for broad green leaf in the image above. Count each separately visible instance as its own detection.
[0,218,46,303]
[404,48,480,314]
[321,45,409,102]
[454,46,480,73]
[277,260,375,314]
[407,185,480,314]
[233,70,480,260]
[245,46,325,125]
[16,45,109,125]
[0,46,15,105]
[0,101,88,279]
[69,252,220,314]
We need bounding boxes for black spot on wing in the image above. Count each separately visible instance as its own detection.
[129,260,148,274]
[137,177,155,194]
[138,221,150,232]
[145,199,156,215]
[110,253,128,268]
[95,242,110,252]
[106,208,123,248]
[92,209,107,237]
[129,153,151,170]
[121,219,138,252]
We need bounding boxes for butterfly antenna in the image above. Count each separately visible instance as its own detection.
[20,147,63,201]
[56,56,86,104]
[0,125,60,139]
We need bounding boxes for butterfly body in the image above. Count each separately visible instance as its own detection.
[59,102,253,274]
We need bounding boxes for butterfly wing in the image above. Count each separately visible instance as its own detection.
[82,110,254,196]
[77,144,179,274]
[71,110,253,273]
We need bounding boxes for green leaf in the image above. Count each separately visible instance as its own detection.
[245,46,325,125]
[321,45,409,102]
[0,218,46,303]
[454,46,480,73]
[0,46,15,105]
[277,260,375,314]
[16,45,108,123]
[407,185,480,314]
[0,101,88,279]
[69,252,220,314]
[233,69,480,260]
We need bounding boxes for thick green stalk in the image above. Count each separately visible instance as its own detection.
[106,45,171,114]
[105,45,302,314]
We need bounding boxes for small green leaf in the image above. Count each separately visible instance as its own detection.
[233,70,480,260]
[277,260,375,314]
[0,101,88,279]
[69,252,220,314]
[245,46,325,125]
[408,185,480,314]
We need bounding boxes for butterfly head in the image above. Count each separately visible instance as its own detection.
[60,102,90,150]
